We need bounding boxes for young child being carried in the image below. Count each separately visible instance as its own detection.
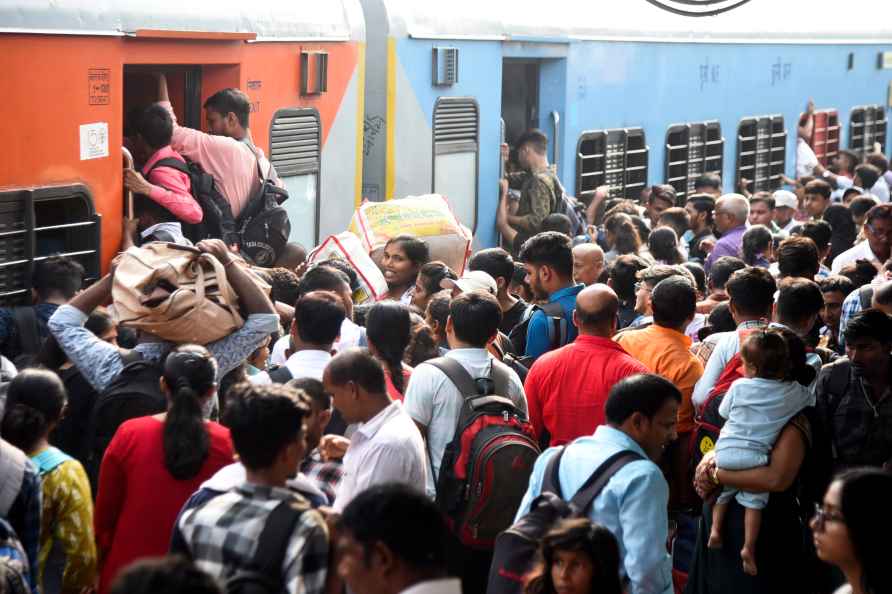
[707,327,816,576]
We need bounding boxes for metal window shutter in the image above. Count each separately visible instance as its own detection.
[737,115,786,193]
[576,128,648,201]
[270,109,320,177]
[665,121,724,201]
[434,99,478,149]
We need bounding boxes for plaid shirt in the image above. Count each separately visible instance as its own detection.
[300,449,343,506]
[175,482,329,594]
[837,288,863,351]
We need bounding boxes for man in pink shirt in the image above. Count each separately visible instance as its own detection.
[124,104,203,225]
[153,73,261,219]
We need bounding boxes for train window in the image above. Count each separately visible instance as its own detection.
[736,115,786,193]
[665,121,724,202]
[804,109,840,167]
[269,108,321,248]
[0,186,100,307]
[300,51,329,95]
[849,105,887,156]
[575,128,649,201]
[433,97,479,231]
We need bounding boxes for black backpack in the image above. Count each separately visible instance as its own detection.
[235,156,290,268]
[487,446,643,594]
[426,357,540,551]
[225,498,305,594]
[7,307,44,369]
[549,175,586,237]
[147,157,240,247]
[507,302,570,367]
[85,352,166,490]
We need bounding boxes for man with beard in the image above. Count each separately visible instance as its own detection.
[517,231,583,361]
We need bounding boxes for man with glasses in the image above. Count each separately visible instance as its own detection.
[831,203,892,273]
[704,194,750,273]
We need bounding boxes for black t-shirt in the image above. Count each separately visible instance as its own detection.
[500,299,529,335]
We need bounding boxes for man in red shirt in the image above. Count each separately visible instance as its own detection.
[524,283,647,447]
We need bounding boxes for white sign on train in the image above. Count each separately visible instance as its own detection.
[79,122,109,160]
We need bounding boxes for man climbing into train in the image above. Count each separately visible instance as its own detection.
[497,129,562,253]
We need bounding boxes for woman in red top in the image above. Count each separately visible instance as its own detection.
[366,302,413,401]
[94,346,234,593]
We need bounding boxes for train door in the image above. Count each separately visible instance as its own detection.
[501,60,540,150]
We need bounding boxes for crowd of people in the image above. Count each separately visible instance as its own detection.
[1,85,892,594]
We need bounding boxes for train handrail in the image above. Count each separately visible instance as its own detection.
[122,146,134,219]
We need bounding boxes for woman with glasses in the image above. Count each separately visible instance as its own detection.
[812,468,892,594]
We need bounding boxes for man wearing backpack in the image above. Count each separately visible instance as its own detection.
[513,374,680,594]
[173,383,330,594]
[500,130,560,247]
[515,232,583,361]
[0,438,41,593]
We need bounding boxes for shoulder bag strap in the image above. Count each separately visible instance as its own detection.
[425,357,480,399]
[540,446,566,499]
[147,157,190,177]
[539,301,566,349]
[489,359,514,400]
[12,307,40,356]
[252,499,305,576]
[568,450,644,515]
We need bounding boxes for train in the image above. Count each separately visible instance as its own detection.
[1,0,890,304]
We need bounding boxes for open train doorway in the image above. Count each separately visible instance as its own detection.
[501,60,540,152]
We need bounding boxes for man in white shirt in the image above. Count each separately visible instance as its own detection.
[324,348,426,512]
[831,203,892,273]
[268,291,345,384]
[403,291,527,498]
[337,483,462,594]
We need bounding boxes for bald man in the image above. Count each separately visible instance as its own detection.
[523,284,647,447]
[704,193,749,273]
[572,243,605,286]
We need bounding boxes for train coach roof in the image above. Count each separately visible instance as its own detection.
[372,0,892,44]
[0,0,364,41]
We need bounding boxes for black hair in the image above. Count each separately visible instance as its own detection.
[873,281,892,307]
[649,184,678,207]
[425,291,451,335]
[630,215,651,244]
[608,255,649,302]
[636,264,695,289]
[648,227,684,264]
[32,255,84,300]
[725,267,777,318]
[293,291,346,347]
[844,309,892,345]
[85,306,115,338]
[686,193,716,226]
[366,302,411,394]
[518,231,574,279]
[837,149,860,172]
[741,225,773,266]
[651,276,696,329]
[352,303,372,327]
[824,204,857,263]
[203,87,251,128]
[448,291,502,347]
[604,213,642,256]
[340,483,448,574]
[605,373,681,425]
[321,259,360,292]
[819,275,855,297]
[385,235,431,268]
[777,236,820,279]
[109,556,222,594]
[683,262,707,295]
[776,277,824,327]
[516,129,549,156]
[417,261,458,296]
[287,377,330,411]
[835,467,892,594]
[524,518,623,594]
[840,259,881,289]
[469,248,515,285]
[866,203,892,227]
[855,163,881,190]
[740,329,790,381]
[1,369,66,452]
[541,213,573,236]
[805,179,832,200]
[405,314,440,367]
[162,345,217,480]
[134,192,177,223]
[694,173,722,193]
[797,220,833,252]
[657,207,690,238]
[850,196,879,218]
[698,302,736,341]
[223,383,308,470]
[749,191,776,210]
[708,256,747,291]
[137,104,174,149]
[865,152,889,174]
[512,261,528,285]
[297,265,351,299]
[266,267,301,308]
[326,347,388,394]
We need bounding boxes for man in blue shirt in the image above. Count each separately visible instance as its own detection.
[517,231,583,360]
[515,373,680,594]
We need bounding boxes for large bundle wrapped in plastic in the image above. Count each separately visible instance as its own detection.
[307,231,388,304]
[349,195,472,275]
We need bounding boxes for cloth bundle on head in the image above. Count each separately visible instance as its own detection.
[112,243,246,345]
[307,231,388,304]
